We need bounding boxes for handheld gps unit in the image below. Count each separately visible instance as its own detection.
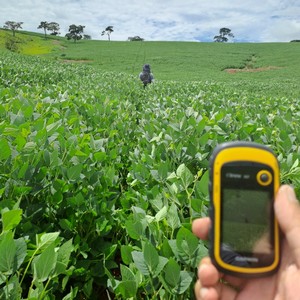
[209,141,280,277]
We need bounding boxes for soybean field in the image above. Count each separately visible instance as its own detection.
[0,37,300,299]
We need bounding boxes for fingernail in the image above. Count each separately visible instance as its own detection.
[199,263,209,272]
[200,287,208,298]
[198,263,208,278]
[287,264,298,273]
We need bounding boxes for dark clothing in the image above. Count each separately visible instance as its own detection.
[139,64,154,87]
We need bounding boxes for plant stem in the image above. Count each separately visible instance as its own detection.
[39,276,52,300]
[20,247,39,286]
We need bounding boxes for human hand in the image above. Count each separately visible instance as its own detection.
[192,185,300,300]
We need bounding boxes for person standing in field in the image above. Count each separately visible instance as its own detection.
[139,64,154,88]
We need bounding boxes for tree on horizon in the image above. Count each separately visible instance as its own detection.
[38,21,60,38]
[3,21,23,37]
[214,28,234,42]
[37,21,49,38]
[47,22,60,36]
[65,24,85,43]
[101,26,114,41]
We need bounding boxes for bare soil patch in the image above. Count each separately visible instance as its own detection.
[225,66,282,74]
[52,40,67,50]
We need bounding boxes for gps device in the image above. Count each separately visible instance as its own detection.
[209,141,280,277]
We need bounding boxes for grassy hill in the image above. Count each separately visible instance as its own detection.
[1,28,300,97]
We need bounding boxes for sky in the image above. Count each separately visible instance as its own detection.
[1,0,300,42]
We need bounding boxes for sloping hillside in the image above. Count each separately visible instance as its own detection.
[0,29,59,55]
[1,28,300,97]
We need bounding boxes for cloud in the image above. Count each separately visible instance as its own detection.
[1,0,299,42]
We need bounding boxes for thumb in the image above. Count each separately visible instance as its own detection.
[275,185,300,266]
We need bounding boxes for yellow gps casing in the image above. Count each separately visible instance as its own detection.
[209,141,280,277]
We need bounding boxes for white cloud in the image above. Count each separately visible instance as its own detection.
[0,0,299,42]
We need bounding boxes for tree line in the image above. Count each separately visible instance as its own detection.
[2,21,115,43]
[3,20,300,43]
[3,21,238,43]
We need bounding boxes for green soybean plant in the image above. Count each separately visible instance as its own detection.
[0,207,75,300]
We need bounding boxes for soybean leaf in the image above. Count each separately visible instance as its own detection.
[191,198,203,215]
[163,258,180,288]
[177,271,194,294]
[33,243,57,282]
[46,120,62,134]
[36,232,60,251]
[168,240,179,259]
[120,264,135,282]
[62,287,78,300]
[166,203,181,230]
[116,280,137,299]
[67,164,83,181]
[1,274,20,299]
[144,242,159,274]
[0,231,16,274]
[83,278,93,298]
[15,237,27,270]
[0,138,11,161]
[50,149,62,167]
[193,242,209,267]
[121,245,133,265]
[154,256,168,277]
[176,164,194,189]
[132,251,149,276]
[195,170,209,197]
[125,219,143,240]
[151,163,169,182]
[154,206,168,222]
[2,209,22,232]
[176,227,199,264]
[54,239,73,275]
[18,161,29,179]
[0,273,5,285]
[161,239,174,258]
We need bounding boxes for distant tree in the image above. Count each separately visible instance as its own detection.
[37,21,49,38]
[128,36,144,41]
[65,24,85,43]
[214,27,234,42]
[38,21,60,38]
[83,34,92,40]
[101,26,114,41]
[290,40,300,42]
[3,21,23,37]
[48,22,60,36]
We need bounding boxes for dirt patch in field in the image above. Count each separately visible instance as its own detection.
[52,40,67,50]
[225,66,282,74]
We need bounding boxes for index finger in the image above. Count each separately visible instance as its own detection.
[275,185,300,267]
[192,217,211,240]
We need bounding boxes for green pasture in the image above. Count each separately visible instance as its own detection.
[50,38,300,94]
[1,29,300,97]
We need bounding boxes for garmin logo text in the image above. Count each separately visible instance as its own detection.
[234,256,259,263]
[226,173,251,179]
[226,173,242,179]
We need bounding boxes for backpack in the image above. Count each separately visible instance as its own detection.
[139,64,153,88]
[140,71,152,86]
